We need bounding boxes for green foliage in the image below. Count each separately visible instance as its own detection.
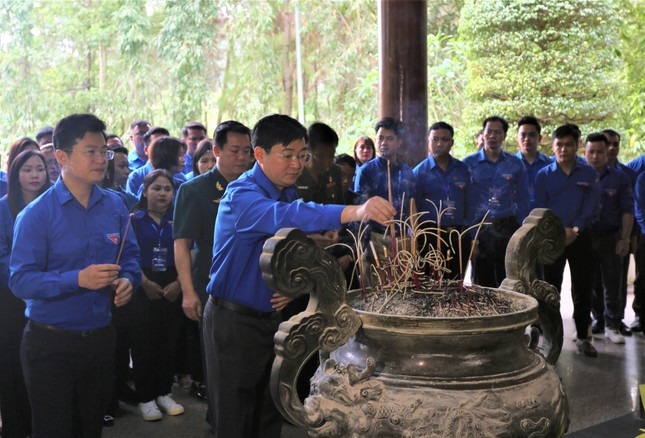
[459,0,622,153]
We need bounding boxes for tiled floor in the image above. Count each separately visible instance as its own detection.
[101,261,645,437]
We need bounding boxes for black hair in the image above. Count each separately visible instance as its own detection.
[335,153,356,170]
[375,117,404,137]
[130,119,150,131]
[53,114,107,152]
[307,122,339,150]
[143,127,170,147]
[192,139,214,176]
[35,126,54,143]
[214,120,251,149]
[149,136,183,170]
[102,147,129,189]
[585,132,609,145]
[7,137,40,171]
[517,116,542,135]
[251,114,308,151]
[602,129,621,141]
[428,121,454,138]
[482,116,509,133]
[181,121,207,138]
[552,125,581,144]
[7,150,50,218]
[132,169,175,212]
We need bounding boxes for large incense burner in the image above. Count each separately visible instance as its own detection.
[261,209,569,437]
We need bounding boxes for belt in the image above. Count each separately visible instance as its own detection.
[211,296,277,319]
[29,320,109,338]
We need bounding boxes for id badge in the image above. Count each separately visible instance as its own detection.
[488,187,502,209]
[152,246,168,272]
[444,199,455,218]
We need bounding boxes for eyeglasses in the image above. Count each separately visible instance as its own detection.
[270,151,313,163]
[79,149,115,160]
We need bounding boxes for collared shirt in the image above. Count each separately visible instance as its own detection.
[183,153,193,175]
[9,180,141,330]
[534,161,602,230]
[463,149,530,223]
[125,161,186,197]
[173,168,228,295]
[611,160,637,186]
[413,155,471,226]
[0,196,17,288]
[296,164,344,205]
[132,207,175,268]
[354,157,416,232]
[128,150,147,172]
[592,166,634,232]
[0,179,6,198]
[515,151,553,209]
[635,173,645,235]
[628,155,645,176]
[106,187,138,212]
[206,163,345,312]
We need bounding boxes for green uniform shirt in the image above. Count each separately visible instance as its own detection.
[295,164,344,204]
[173,168,228,303]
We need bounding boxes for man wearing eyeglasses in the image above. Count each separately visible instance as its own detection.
[10,113,141,437]
[128,119,151,171]
[202,114,396,438]
[413,121,472,280]
[181,121,208,175]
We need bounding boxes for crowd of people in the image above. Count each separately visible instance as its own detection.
[0,111,644,438]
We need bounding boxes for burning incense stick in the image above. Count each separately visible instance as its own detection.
[115,213,133,265]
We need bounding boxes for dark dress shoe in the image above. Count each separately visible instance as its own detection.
[591,319,604,335]
[190,381,208,401]
[103,415,115,427]
[620,322,632,336]
[631,318,642,333]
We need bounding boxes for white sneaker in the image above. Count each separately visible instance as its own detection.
[156,394,184,416]
[605,328,625,344]
[139,400,162,421]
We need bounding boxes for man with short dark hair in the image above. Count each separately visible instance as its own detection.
[10,113,141,437]
[128,119,151,171]
[464,116,530,288]
[535,125,602,357]
[414,121,472,279]
[202,114,395,438]
[584,133,633,344]
[106,134,125,149]
[515,116,552,209]
[174,121,253,403]
[181,121,208,174]
[35,126,54,146]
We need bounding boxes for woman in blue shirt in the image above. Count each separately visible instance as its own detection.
[130,169,185,421]
[0,150,50,438]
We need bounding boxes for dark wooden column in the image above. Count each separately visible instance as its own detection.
[378,0,427,167]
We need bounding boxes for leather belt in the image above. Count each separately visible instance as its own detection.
[211,296,277,319]
[29,320,108,338]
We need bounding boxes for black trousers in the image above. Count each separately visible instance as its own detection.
[472,217,520,288]
[543,231,595,339]
[0,288,30,438]
[21,321,115,438]
[202,297,283,438]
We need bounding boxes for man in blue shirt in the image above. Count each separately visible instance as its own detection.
[514,116,552,209]
[584,133,634,344]
[128,119,151,171]
[414,121,472,280]
[181,121,207,174]
[463,116,530,288]
[203,114,395,438]
[534,125,602,357]
[10,114,141,437]
[126,126,171,195]
[354,117,416,281]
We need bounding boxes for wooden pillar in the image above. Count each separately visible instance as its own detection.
[378,0,427,167]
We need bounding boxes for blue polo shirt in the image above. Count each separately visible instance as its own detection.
[206,163,345,312]
[128,150,147,171]
[413,155,471,227]
[354,157,416,232]
[9,180,141,330]
[628,155,645,176]
[534,161,602,230]
[183,153,192,174]
[132,208,175,269]
[0,179,6,198]
[515,151,552,209]
[0,196,18,288]
[463,149,530,223]
[592,166,634,232]
[125,161,186,197]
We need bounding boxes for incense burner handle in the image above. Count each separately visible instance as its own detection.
[260,228,362,428]
[500,208,565,364]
